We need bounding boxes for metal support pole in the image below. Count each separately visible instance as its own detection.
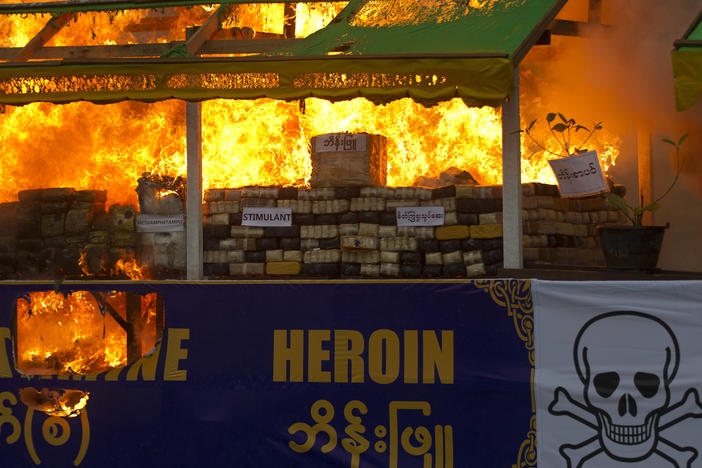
[186,101,203,280]
[501,69,523,269]
[637,126,653,225]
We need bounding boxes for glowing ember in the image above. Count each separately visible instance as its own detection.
[16,291,160,375]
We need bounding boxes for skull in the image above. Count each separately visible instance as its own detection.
[574,311,679,461]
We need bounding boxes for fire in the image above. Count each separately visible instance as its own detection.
[78,250,90,277]
[19,387,89,417]
[112,254,147,280]
[16,291,160,375]
[0,3,621,208]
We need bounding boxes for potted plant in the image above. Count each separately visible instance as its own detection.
[598,134,688,270]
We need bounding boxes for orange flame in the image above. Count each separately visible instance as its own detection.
[16,291,160,375]
[0,4,620,207]
[112,254,146,280]
[19,387,89,417]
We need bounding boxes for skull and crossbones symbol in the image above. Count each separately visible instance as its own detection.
[549,311,702,467]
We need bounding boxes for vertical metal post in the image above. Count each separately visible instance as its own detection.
[186,101,203,280]
[637,127,653,225]
[501,69,523,270]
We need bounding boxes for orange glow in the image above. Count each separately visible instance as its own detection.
[112,254,147,280]
[19,387,89,418]
[16,291,160,375]
[0,4,620,208]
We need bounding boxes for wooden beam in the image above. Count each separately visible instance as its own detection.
[283,2,297,39]
[0,38,295,61]
[12,12,75,62]
[185,6,224,55]
[588,0,602,24]
[125,293,142,364]
[548,19,610,37]
[0,0,345,15]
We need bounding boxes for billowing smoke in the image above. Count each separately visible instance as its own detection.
[523,0,701,197]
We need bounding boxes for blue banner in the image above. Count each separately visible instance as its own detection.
[0,280,534,467]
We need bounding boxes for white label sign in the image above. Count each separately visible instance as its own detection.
[548,150,608,197]
[242,207,292,226]
[396,206,445,227]
[314,133,367,153]
[136,214,185,232]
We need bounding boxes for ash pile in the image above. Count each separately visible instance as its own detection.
[0,188,138,279]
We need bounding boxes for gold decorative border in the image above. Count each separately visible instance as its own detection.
[473,279,536,468]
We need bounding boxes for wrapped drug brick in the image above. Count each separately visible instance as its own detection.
[310,133,387,187]
[135,213,186,277]
[136,174,186,215]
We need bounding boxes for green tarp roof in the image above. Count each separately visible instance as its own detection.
[0,0,566,107]
[672,9,702,111]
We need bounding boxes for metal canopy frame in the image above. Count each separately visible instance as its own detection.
[0,0,584,279]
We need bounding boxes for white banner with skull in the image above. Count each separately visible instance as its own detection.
[533,280,702,468]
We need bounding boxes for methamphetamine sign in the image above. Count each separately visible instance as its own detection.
[135,214,185,232]
[0,281,534,467]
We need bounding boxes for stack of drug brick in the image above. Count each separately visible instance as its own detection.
[522,183,627,267]
[0,188,138,279]
[202,183,508,279]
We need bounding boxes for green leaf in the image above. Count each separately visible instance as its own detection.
[546,113,556,122]
[662,138,676,146]
[678,133,689,145]
[575,125,590,132]
[604,193,636,224]
[639,201,661,213]
[551,123,568,133]
[594,122,603,130]
[527,119,537,131]
[557,113,568,124]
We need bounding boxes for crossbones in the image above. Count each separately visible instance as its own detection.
[549,311,702,468]
[550,386,702,467]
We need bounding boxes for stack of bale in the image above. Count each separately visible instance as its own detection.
[0,188,138,279]
[202,183,508,279]
[521,183,627,267]
[202,182,628,279]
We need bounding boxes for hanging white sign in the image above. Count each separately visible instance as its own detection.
[396,206,445,227]
[136,214,185,232]
[242,207,292,226]
[548,150,608,197]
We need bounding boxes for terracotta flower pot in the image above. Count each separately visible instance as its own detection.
[596,225,667,270]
